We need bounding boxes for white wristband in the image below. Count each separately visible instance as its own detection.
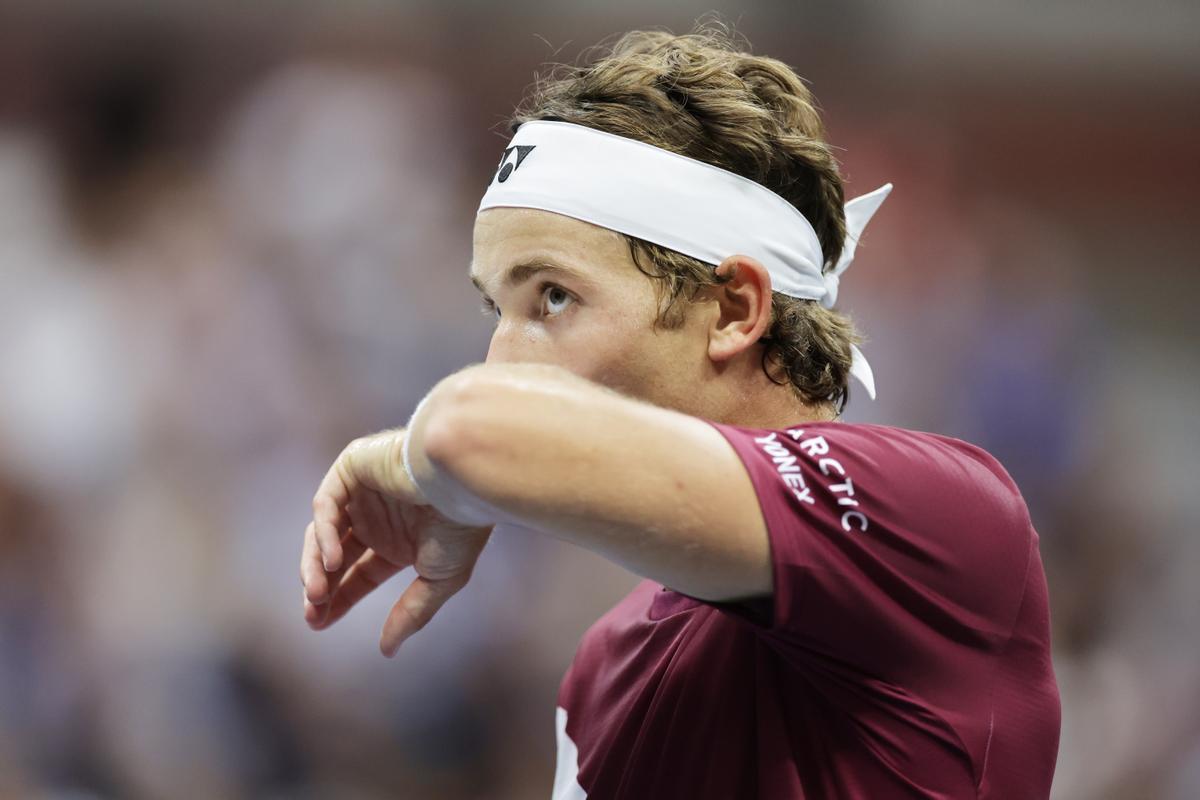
[401,394,431,503]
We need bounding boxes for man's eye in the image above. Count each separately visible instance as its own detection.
[542,285,574,316]
[480,300,500,319]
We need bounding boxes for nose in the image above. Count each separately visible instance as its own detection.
[485,322,518,364]
[485,320,555,366]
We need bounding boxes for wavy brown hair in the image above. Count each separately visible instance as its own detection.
[510,24,864,413]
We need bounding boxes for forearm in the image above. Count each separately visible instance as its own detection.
[402,363,771,601]
[404,363,596,530]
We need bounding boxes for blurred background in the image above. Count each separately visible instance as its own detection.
[0,1,1197,798]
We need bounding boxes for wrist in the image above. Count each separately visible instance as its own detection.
[399,426,429,505]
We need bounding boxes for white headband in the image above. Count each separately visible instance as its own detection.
[477,120,892,400]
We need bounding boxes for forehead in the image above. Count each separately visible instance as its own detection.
[469,207,633,294]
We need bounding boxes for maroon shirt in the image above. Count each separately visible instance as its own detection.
[553,421,1060,799]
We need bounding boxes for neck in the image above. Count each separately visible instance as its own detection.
[701,360,837,429]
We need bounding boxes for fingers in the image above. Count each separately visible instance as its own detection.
[312,464,351,571]
[345,494,389,559]
[309,531,369,611]
[310,433,408,571]
[379,572,469,658]
[319,493,393,605]
[302,427,448,644]
[308,549,403,630]
[300,521,329,604]
[303,525,368,610]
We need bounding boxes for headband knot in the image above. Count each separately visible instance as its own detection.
[821,270,841,309]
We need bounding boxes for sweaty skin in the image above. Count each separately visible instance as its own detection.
[472,207,820,427]
[301,207,829,655]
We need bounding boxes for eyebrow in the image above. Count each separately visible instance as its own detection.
[469,259,594,297]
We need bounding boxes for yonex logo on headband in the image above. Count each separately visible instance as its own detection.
[493,145,537,184]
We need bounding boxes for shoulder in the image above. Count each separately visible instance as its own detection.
[840,422,1029,517]
[707,419,1032,538]
[705,419,1038,648]
[713,419,1023,492]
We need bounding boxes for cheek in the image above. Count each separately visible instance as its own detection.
[487,314,620,370]
[560,308,686,398]
[520,305,639,381]
[490,288,686,399]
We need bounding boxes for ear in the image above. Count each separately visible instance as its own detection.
[706,254,774,363]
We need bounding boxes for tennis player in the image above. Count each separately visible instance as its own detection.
[300,28,1060,798]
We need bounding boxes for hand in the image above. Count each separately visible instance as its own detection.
[300,429,493,656]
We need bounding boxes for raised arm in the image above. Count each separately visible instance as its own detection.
[406,362,772,602]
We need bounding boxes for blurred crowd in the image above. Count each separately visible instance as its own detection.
[0,4,1197,799]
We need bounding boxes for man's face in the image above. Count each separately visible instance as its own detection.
[470,208,712,412]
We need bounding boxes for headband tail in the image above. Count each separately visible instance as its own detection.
[849,343,877,401]
[835,184,890,403]
[835,183,893,277]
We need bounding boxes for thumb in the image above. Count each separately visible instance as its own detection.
[379,572,469,657]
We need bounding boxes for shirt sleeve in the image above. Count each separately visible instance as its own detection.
[702,420,1035,679]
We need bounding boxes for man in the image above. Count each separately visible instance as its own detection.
[299,28,1060,798]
